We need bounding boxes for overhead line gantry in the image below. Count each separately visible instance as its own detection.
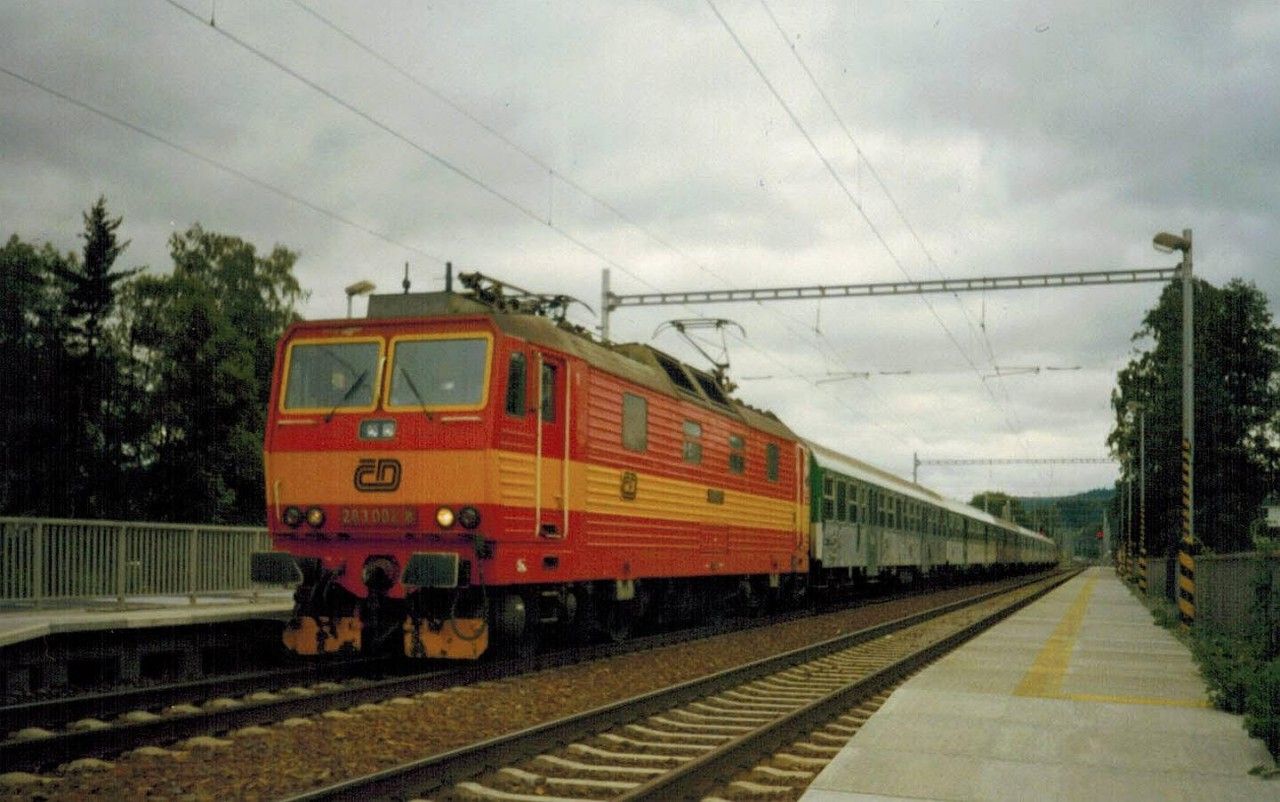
[599,267,1177,340]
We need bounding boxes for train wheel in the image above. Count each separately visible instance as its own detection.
[493,592,539,657]
[603,601,634,644]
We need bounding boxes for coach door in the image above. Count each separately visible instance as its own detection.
[534,352,568,539]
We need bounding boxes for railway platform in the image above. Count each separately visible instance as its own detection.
[799,566,1276,801]
[0,591,293,650]
[0,592,294,695]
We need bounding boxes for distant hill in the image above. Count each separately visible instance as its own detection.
[1020,488,1113,530]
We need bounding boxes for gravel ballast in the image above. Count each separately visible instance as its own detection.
[0,577,1040,801]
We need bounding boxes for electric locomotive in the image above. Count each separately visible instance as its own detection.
[253,273,810,658]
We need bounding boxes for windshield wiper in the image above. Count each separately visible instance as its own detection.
[324,369,368,423]
[398,366,433,420]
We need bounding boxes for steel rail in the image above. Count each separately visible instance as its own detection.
[0,657,388,732]
[620,571,1078,800]
[279,569,1075,801]
[0,575,1025,771]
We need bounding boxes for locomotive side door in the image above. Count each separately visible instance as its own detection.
[534,352,568,539]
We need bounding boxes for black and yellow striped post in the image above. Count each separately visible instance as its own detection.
[1137,541,1147,595]
[1177,438,1197,628]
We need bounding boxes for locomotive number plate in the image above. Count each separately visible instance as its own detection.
[340,506,417,526]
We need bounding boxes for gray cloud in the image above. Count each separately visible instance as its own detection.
[2,0,1275,501]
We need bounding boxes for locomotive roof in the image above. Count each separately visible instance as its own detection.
[360,291,798,442]
[806,440,1051,543]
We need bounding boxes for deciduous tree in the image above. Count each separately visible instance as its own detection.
[126,225,305,523]
[1110,278,1280,555]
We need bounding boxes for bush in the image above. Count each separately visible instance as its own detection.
[1191,628,1260,714]
[1246,659,1280,756]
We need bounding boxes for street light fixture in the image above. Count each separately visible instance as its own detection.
[1152,232,1191,254]
[345,280,376,318]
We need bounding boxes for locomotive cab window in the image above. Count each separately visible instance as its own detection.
[505,352,527,416]
[387,334,491,411]
[282,338,381,412]
[622,393,648,451]
[540,362,558,422]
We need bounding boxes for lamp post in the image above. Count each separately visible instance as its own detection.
[345,280,376,318]
[1154,229,1194,623]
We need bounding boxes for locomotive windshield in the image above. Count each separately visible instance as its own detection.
[282,339,380,411]
[387,335,490,410]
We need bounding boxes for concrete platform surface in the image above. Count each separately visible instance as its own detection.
[0,591,293,648]
[800,567,1278,801]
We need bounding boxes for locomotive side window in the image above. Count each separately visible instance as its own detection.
[505,352,527,416]
[622,393,647,451]
[388,335,490,410]
[541,363,557,422]
[728,434,745,474]
[765,443,779,482]
[682,420,703,463]
[282,339,380,412]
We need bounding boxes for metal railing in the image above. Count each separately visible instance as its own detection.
[0,517,272,606]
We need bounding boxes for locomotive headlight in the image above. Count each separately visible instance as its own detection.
[306,507,326,528]
[359,419,396,440]
[282,506,303,527]
[458,506,481,530]
[435,506,455,528]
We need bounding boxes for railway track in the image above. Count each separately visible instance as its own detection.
[0,573,1041,773]
[280,569,1078,801]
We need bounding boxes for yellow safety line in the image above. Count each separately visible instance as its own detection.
[1014,575,1097,698]
[1066,692,1208,709]
[1014,574,1208,707]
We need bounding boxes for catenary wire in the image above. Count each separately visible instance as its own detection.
[163,0,926,451]
[290,0,931,447]
[704,0,1035,465]
[0,64,447,265]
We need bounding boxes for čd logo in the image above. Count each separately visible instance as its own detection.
[354,458,402,492]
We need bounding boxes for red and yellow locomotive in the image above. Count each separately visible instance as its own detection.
[254,274,810,658]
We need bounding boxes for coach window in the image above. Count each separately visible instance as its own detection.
[682,420,703,463]
[505,352,527,416]
[728,434,746,474]
[622,393,648,452]
[765,443,779,482]
[540,363,557,422]
[836,481,847,522]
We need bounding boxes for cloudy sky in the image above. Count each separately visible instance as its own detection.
[3,1,1277,501]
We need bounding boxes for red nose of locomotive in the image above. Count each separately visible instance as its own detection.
[257,322,496,658]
